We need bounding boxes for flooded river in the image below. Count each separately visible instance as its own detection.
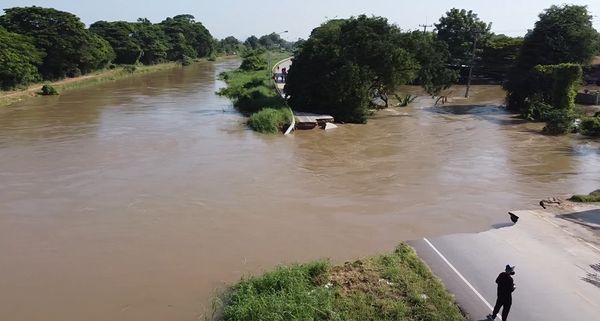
[0,60,598,321]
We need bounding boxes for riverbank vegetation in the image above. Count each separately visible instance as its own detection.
[0,6,215,91]
[218,50,292,133]
[286,16,458,123]
[0,6,262,96]
[499,5,600,136]
[570,190,600,203]
[285,5,600,135]
[217,244,466,321]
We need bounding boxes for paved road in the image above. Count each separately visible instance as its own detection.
[410,210,600,321]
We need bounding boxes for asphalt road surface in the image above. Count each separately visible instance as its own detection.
[410,210,600,321]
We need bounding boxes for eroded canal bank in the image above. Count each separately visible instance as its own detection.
[0,59,599,321]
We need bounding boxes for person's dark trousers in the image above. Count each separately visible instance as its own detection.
[492,296,512,320]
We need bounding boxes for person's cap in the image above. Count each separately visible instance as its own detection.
[505,264,515,272]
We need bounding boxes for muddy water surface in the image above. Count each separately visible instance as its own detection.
[1,60,599,321]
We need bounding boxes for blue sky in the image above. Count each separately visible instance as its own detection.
[2,0,599,40]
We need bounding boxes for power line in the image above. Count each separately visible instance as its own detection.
[419,17,433,33]
[419,23,433,33]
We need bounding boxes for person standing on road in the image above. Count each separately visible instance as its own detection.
[488,265,516,321]
[281,67,287,83]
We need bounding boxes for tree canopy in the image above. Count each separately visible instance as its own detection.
[90,21,143,64]
[504,4,599,112]
[159,14,214,60]
[435,8,491,66]
[285,15,455,123]
[478,35,523,81]
[0,26,44,89]
[0,6,115,79]
[217,36,242,54]
[0,6,219,89]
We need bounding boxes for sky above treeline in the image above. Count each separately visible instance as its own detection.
[2,0,600,40]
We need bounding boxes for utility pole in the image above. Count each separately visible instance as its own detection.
[419,17,433,33]
[464,32,480,98]
[419,23,433,33]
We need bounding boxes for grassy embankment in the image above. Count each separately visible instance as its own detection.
[217,244,466,321]
[569,190,600,202]
[218,51,292,134]
[0,57,231,108]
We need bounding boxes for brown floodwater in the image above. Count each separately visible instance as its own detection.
[0,60,599,321]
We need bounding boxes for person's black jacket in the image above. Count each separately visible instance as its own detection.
[496,272,515,298]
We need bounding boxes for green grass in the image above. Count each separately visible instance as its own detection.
[569,194,600,202]
[218,51,292,133]
[248,108,292,134]
[218,244,467,321]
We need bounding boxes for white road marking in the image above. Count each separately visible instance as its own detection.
[423,238,494,311]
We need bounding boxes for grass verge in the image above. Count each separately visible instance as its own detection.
[569,192,600,202]
[218,244,467,321]
[218,50,292,134]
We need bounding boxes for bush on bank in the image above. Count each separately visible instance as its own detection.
[219,244,467,321]
[39,84,59,95]
[579,116,600,137]
[247,108,291,134]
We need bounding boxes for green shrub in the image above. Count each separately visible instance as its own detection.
[239,52,266,71]
[39,84,59,96]
[243,77,265,89]
[569,194,600,202]
[247,108,292,134]
[123,65,137,73]
[579,116,600,137]
[207,54,217,61]
[181,55,194,66]
[543,109,575,135]
[394,94,416,107]
[523,101,553,121]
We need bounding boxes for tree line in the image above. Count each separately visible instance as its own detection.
[285,5,600,128]
[0,6,303,91]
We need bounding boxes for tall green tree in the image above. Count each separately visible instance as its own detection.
[217,36,242,54]
[160,14,213,60]
[0,6,115,79]
[244,35,260,49]
[479,35,523,81]
[505,4,598,112]
[133,18,170,65]
[285,16,419,123]
[435,8,492,66]
[0,26,43,89]
[399,31,458,95]
[90,21,142,64]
